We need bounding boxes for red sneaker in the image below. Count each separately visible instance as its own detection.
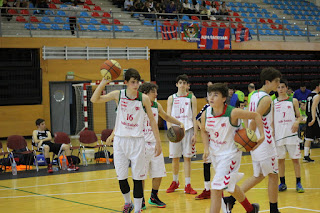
[67,164,79,171]
[184,184,197,194]
[166,181,179,193]
[47,164,53,173]
[195,189,210,199]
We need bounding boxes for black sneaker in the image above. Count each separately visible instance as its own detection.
[223,196,236,212]
[303,155,315,162]
[148,193,166,208]
[249,203,259,213]
[141,197,146,210]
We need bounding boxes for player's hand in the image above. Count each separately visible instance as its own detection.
[202,148,209,163]
[106,135,114,147]
[101,77,111,85]
[191,135,196,145]
[155,142,162,157]
[252,134,265,151]
[308,119,315,127]
[180,123,185,134]
[291,121,299,133]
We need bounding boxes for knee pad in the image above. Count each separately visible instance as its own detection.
[119,179,130,194]
[133,179,143,198]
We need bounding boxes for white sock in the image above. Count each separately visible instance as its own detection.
[204,181,211,191]
[173,174,179,183]
[185,177,191,186]
[134,198,142,212]
[122,192,131,204]
[304,147,310,157]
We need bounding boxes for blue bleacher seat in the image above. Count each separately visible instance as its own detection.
[274,19,281,24]
[264,14,271,18]
[250,29,257,35]
[284,10,290,15]
[88,25,98,31]
[304,11,310,16]
[252,3,258,8]
[316,16,320,21]
[249,13,255,18]
[45,10,54,15]
[280,5,286,10]
[271,14,278,19]
[257,13,263,18]
[90,18,99,24]
[99,25,110,31]
[38,23,49,30]
[273,5,280,9]
[239,8,246,12]
[229,2,235,7]
[294,15,300,20]
[283,19,289,24]
[311,21,317,26]
[305,21,310,25]
[265,30,274,35]
[285,31,290,36]
[263,0,269,4]
[297,11,303,15]
[80,12,89,17]
[308,16,314,21]
[246,8,253,13]
[51,24,62,30]
[153,20,162,26]
[262,24,270,29]
[25,23,36,30]
[316,27,320,31]
[42,17,51,23]
[274,30,281,35]
[287,6,293,10]
[261,9,268,13]
[236,2,242,7]
[254,24,262,29]
[143,20,153,26]
[80,25,87,31]
[246,24,253,29]
[122,25,133,32]
[243,18,250,23]
[57,10,66,16]
[133,13,140,18]
[29,2,34,8]
[254,8,261,13]
[240,13,247,17]
[110,25,120,31]
[294,25,301,30]
[60,4,68,8]
[244,3,250,7]
[78,18,87,24]
[293,6,299,10]
[301,15,306,20]
[54,17,64,23]
[290,30,296,36]
[311,11,316,16]
[251,18,257,23]
[181,15,190,20]
[63,24,70,30]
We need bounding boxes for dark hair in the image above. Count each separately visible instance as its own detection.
[310,80,320,90]
[138,82,158,94]
[125,68,141,82]
[176,74,189,83]
[207,83,228,98]
[235,100,244,108]
[280,79,288,87]
[36,118,45,126]
[260,67,282,85]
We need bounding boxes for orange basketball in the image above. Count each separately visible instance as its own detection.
[167,126,185,143]
[100,59,121,80]
[234,128,257,152]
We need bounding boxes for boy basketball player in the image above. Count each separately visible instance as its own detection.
[91,69,162,213]
[32,119,78,173]
[304,80,320,162]
[273,79,304,193]
[225,67,282,213]
[138,82,184,209]
[166,74,198,194]
[201,83,264,213]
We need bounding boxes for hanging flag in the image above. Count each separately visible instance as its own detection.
[235,28,252,42]
[198,28,231,49]
[181,23,200,42]
[160,26,177,40]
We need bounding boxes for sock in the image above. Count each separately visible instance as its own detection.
[229,195,236,203]
[123,192,131,204]
[270,202,279,213]
[151,189,158,196]
[296,177,301,184]
[173,174,179,183]
[134,198,142,212]
[240,197,253,212]
[304,146,310,157]
[204,181,211,191]
[46,158,51,165]
[280,176,285,184]
[185,177,191,186]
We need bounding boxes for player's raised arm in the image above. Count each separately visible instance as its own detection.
[90,78,119,104]
[143,94,162,157]
[158,102,184,130]
[166,95,173,129]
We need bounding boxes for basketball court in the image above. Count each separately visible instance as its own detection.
[0,133,319,213]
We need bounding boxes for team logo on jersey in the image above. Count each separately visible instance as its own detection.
[135,107,140,111]
[287,106,292,109]
[214,132,219,138]
[153,113,156,117]
[185,102,189,105]
[221,123,226,127]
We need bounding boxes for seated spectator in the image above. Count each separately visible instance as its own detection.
[219,1,229,16]
[154,2,164,15]
[124,0,134,11]
[200,1,210,20]
[174,0,183,14]
[1,0,12,21]
[148,0,154,9]
[165,1,177,19]
[293,82,311,102]
[32,118,79,173]
[142,1,156,19]
[226,86,239,107]
[287,86,294,98]
[209,1,217,15]
[191,0,200,14]
[183,0,193,14]
[133,0,144,12]
[34,0,49,15]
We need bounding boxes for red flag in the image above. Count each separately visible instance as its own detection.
[161,26,177,40]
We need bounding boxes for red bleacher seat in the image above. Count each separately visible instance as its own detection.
[83,5,91,10]
[113,19,121,25]
[237,23,244,28]
[163,20,171,26]
[101,19,110,24]
[52,0,62,3]
[93,6,101,11]
[211,21,218,27]
[8,9,18,15]
[92,12,99,17]
[85,0,94,5]
[267,19,273,23]
[102,12,111,18]
[271,24,277,29]
[205,1,211,5]
[278,24,283,29]
[228,17,233,22]
[235,18,242,22]
[259,18,266,23]
[21,9,30,15]
[16,16,27,22]
[230,23,236,28]
[233,12,239,16]
[191,16,200,20]
[173,21,179,27]
[202,21,209,27]
[220,22,227,27]
[215,1,220,6]
[49,4,57,9]
[30,16,40,22]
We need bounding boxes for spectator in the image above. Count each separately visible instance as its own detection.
[174,0,183,14]
[293,82,311,102]
[209,1,217,15]
[133,0,143,12]
[154,2,164,14]
[183,0,193,14]
[287,86,294,98]
[199,1,210,20]
[63,1,88,36]
[219,1,229,15]
[247,83,255,105]
[34,0,49,15]
[235,88,245,102]
[226,86,239,107]
[142,1,156,19]
[191,0,200,14]
[124,0,134,11]
[1,0,12,21]
[165,1,177,19]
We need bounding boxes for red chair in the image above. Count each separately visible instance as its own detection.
[83,5,91,10]
[235,17,242,22]
[205,1,211,5]
[191,16,200,20]
[93,6,101,11]
[91,12,100,17]
[228,17,233,22]
[52,0,62,3]
[16,16,27,22]
[8,9,18,15]
[85,0,94,5]
[163,20,171,26]
[79,130,105,166]
[237,23,244,28]
[233,12,239,16]
[113,19,121,25]
[101,18,110,24]
[271,24,277,29]
[102,12,111,17]
[230,23,236,28]
[20,9,29,15]
[267,19,274,23]
[202,21,209,27]
[211,21,218,27]
[30,16,40,23]
[7,135,38,172]
[220,22,227,28]
[49,4,57,9]
[173,20,179,27]
[259,18,266,23]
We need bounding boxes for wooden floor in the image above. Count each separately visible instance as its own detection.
[0,131,320,213]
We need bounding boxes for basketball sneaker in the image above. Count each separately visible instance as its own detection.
[67,164,79,171]
[278,183,287,192]
[47,164,53,173]
[296,182,305,193]
[248,203,259,213]
[141,197,146,210]
[303,155,315,162]
[223,196,236,212]
[184,184,197,194]
[122,202,134,213]
[148,193,166,208]
[166,181,179,193]
[195,189,210,200]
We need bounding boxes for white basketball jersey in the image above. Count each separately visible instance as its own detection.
[273,97,298,146]
[143,101,158,143]
[249,91,277,161]
[205,105,240,156]
[171,93,193,130]
[114,89,145,138]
